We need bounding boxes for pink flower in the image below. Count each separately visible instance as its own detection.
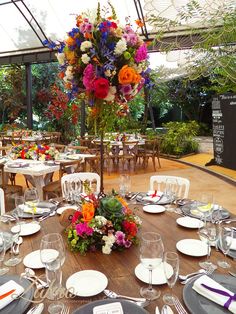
[76,222,93,237]
[115,231,125,245]
[134,44,148,63]
[83,64,95,91]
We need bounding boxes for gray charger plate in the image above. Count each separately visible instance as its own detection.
[183,274,234,314]
[72,299,149,314]
[181,204,230,221]
[15,201,56,218]
[0,275,34,314]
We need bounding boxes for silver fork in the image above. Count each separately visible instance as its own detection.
[61,305,70,314]
[173,298,188,314]
[180,266,214,285]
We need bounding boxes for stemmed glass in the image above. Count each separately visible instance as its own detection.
[139,232,164,300]
[163,252,179,305]
[198,193,214,223]
[40,233,65,301]
[15,195,25,221]
[24,188,39,223]
[164,178,179,212]
[119,174,131,197]
[198,219,218,270]
[217,226,233,268]
[0,233,9,275]
[4,214,22,266]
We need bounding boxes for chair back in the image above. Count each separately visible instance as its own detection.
[150,175,190,199]
[61,172,100,198]
[122,141,139,156]
[0,188,5,215]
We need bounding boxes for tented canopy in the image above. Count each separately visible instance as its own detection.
[0,0,234,65]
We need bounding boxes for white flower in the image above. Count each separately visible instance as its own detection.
[104,69,112,77]
[102,245,112,254]
[134,215,142,225]
[104,86,117,102]
[81,54,90,64]
[94,215,107,226]
[63,65,74,82]
[114,38,127,55]
[80,41,92,52]
[56,52,65,65]
[102,234,115,246]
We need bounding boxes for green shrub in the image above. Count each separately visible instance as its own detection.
[161,121,200,156]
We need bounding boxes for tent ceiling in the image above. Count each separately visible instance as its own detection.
[0,0,234,65]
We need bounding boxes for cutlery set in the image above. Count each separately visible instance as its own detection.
[179,266,215,285]
[21,268,48,289]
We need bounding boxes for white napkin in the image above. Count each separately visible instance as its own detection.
[193,275,236,313]
[0,280,24,310]
[93,302,123,314]
[143,191,163,203]
[19,204,50,214]
[227,237,236,251]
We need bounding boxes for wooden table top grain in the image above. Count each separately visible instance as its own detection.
[1,205,235,314]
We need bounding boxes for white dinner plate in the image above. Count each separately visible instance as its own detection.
[11,223,41,236]
[135,262,173,285]
[176,217,204,229]
[176,239,208,257]
[66,154,81,160]
[66,270,108,297]
[23,250,44,269]
[57,205,78,215]
[143,205,166,214]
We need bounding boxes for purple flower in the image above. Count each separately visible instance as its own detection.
[120,84,132,95]
[134,44,148,63]
[115,231,125,245]
[124,240,132,248]
[76,222,94,237]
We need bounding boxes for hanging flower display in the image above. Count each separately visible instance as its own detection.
[44,2,149,116]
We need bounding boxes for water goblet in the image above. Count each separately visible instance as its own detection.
[24,188,39,223]
[4,215,22,266]
[14,195,25,220]
[40,233,65,301]
[198,219,218,270]
[139,232,164,300]
[119,174,131,197]
[0,233,9,275]
[217,226,233,268]
[198,193,214,223]
[163,251,179,305]
[164,178,179,212]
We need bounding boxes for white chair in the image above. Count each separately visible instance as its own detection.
[0,187,5,215]
[150,175,190,199]
[61,172,101,198]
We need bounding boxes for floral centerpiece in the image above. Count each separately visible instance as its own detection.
[10,144,59,161]
[67,192,142,255]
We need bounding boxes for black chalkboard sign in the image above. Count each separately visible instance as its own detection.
[212,94,236,170]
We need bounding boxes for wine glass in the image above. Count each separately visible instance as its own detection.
[163,251,179,305]
[40,233,65,301]
[0,233,9,275]
[198,193,214,223]
[198,219,218,270]
[119,174,131,197]
[217,226,233,268]
[139,232,164,300]
[15,195,25,221]
[24,188,39,223]
[4,214,22,266]
[164,178,179,212]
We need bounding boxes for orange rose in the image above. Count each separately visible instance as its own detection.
[82,203,95,222]
[66,36,76,46]
[118,65,136,84]
[133,73,142,84]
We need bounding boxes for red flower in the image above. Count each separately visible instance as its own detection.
[21,150,26,159]
[123,221,138,238]
[72,211,82,224]
[94,78,109,99]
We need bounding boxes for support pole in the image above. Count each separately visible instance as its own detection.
[25,63,33,129]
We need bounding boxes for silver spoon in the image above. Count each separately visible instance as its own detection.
[179,269,206,281]
[161,305,174,314]
[13,236,23,255]
[25,268,48,287]
[26,303,44,314]
[104,289,146,302]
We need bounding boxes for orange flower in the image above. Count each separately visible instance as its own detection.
[66,37,76,46]
[115,195,128,208]
[118,65,137,84]
[84,32,93,39]
[133,73,142,84]
[82,203,95,222]
[58,72,65,79]
[135,19,144,27]
[76,15,83,27]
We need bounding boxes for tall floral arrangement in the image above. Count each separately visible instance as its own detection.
[44,2,149,119]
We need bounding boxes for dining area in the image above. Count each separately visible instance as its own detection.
[0,171,235,314]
